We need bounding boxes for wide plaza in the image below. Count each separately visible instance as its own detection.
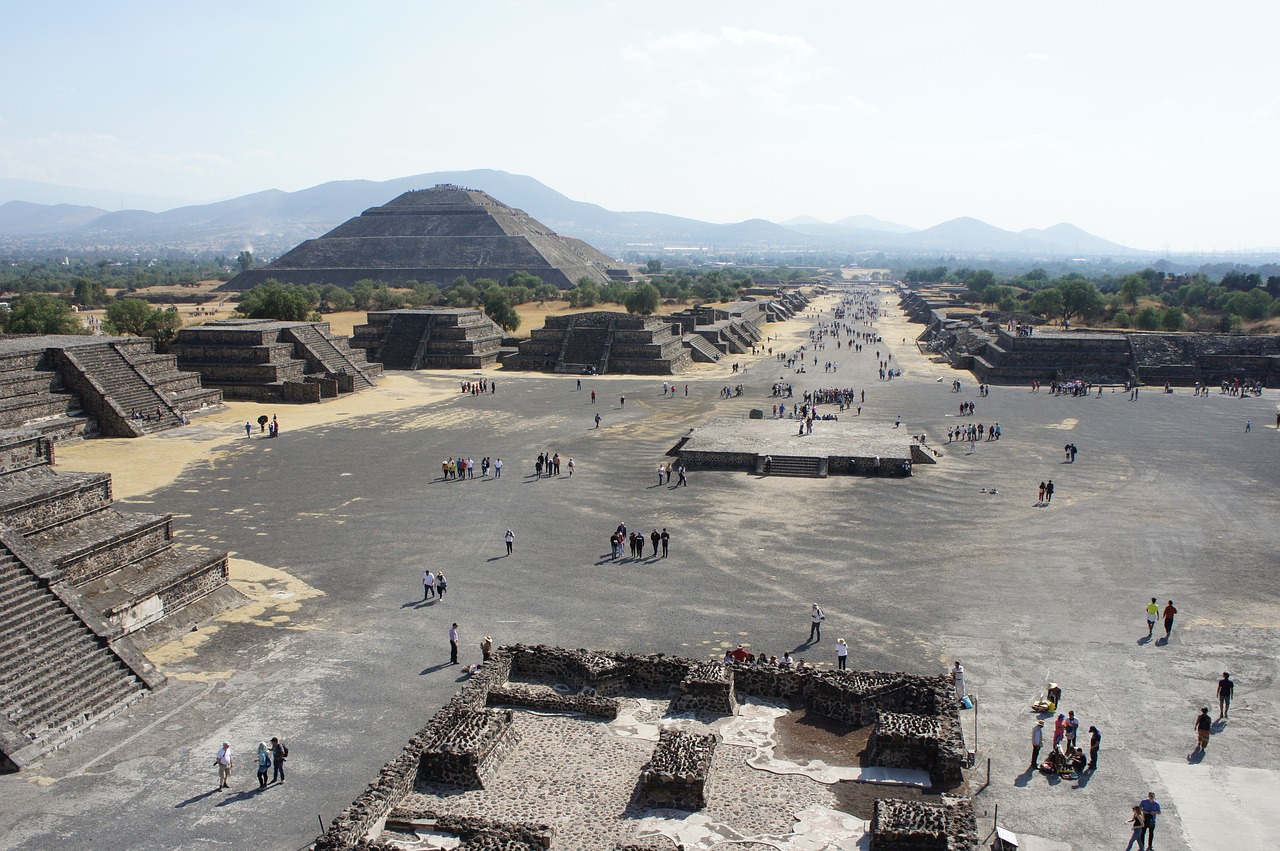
[1,291,1277,851]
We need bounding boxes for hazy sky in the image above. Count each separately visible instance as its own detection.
[2,1,1276,250]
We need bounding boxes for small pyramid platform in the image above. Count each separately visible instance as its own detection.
[351,308,505,370]
[504,311,691,375]
[220,185,623,291]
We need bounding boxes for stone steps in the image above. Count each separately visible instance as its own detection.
[60,344,185,435]
[683,334,722,363]
[378,314,433,369]
[27,511,173,586]
[284,325,376,390]
[758,455,826,477]
[0,470,113,535]
[0,547,148,742]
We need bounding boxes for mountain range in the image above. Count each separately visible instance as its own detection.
[0,169,1143,259]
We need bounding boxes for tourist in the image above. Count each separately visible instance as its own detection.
[1045,479,1054,504]
[1162,600,1177,639]
[676,465,687,487]
[269,737,287,784]
[780,651,794,667]
[650,529,660,556]
[567,457,574,476]
[809,603,825,642]
[1088,725,1101,770]
[591,390,596,403]
[951,660,966,701]
[1218,672,1233,718]
[1124,805,1145,851]
[480,635,493,661]
[256,742,271,789]
[836,638,848,670]
[495,458,503,478]
[1193,706,1212,752]
[436,572,447,601]
[620,396,625,407]
[657,464,665,486]
[215,741,233,789]
[449,623,459,665]
[422,569,435,601]
[1139,792,1161,849]
[244,422,252,438]
[504,529,514,555]
[595,413,601,429]
[1030,721,1044,769]
[1145,597,1159,638]
[1066,710,1079,747]
[660,528,669,557]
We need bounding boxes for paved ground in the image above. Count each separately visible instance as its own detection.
[1,291,1278,851]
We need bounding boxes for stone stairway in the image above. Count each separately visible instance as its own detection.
[0,539,149,763]
[283,324,376,390]
[556,327,610,373]
[757,455,827,477]
[683,334,723,363]
[377,313,434,370]
[59,344,185,436]
[0,352,90,443]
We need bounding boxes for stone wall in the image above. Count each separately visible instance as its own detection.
[485,683,620,719]
[638,729,717,810]
[870,797,978,850]
[671,662,737,715]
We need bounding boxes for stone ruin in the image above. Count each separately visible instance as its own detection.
[638,729,718,810]
[671,661,737,715]
[172,319,382,402]
[350,308,505,370]
[871,797,979,851]
[503,311,691,375]
[0,433,229,770]
[0,335,222,441]
[220,184,624,291]
[313,644,975,851]
[901,284,1280,386]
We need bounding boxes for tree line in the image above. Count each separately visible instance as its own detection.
[906,265,1280,332]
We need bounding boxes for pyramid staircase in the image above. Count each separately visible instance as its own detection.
[283,324,377,390]
[57,344,185,436]
[756,455,827,478]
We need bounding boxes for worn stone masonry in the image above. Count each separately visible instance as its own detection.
[314,645,970,850]
[671,661,737,715]
[871,797,979,851]
[867,712,965,786]
[417,707,521,790]
[503,312,691,375]
[351,308,504,370]
[639,729,718,810]
[485,682,620,719]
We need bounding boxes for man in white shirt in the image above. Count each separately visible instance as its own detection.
[215,742,233,789]
[809,604,825,642]
[423,570,436,601]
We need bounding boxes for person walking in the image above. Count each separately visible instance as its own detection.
[1218,672,1234,718]
[660,528,669,557]
[423,570,436,601]
[567,458,574,476]
[595,413,602,429]
[436,572,447,601]
[504,529,514,555]
[449,623,459,665]
[1194,706,1212,752]
[676,465,688,487]
[244,422,252,438]
[1045,479,1054,504]
[650,529,660,557]
[836,638,848,670]
[270,736,287,784]
[808,604,825,642]
[1030,721,1044,769]
[590,390,596,404]
[1087,725,1101,770]
[1124,805,1146,851]
[215,741,233,789]
[495,458,503,478]
[1139,792,1161,850]
[1145,598,1159,638]
[1162,600,1177,639]
[1038,481,1046,504]
[256,742,271,789]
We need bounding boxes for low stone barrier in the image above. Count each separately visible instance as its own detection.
[870,797,978,850]
[485,682,619,719]
[383,810,554,850]
[671,661,737,715]
[416,707,520,790]
[639,729,718,810]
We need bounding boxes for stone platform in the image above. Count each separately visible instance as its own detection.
[675,417,935,477]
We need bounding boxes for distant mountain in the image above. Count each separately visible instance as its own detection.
[781,215,828,227]
[0,169,1141,258]
[0,200,107,234]
[0,178,197,213]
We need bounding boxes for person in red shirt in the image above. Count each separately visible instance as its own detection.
[728,645,751,664]
[1163,601,1178,639]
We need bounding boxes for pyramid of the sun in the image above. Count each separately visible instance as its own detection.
[221,185,621,291]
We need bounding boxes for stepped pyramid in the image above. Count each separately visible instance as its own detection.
[221,185,623,291]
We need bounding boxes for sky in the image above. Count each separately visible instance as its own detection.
[1,1,1277,251]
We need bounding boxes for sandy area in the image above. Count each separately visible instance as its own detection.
[53,373,457,500]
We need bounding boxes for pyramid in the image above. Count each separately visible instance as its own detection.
[221,185,622,291]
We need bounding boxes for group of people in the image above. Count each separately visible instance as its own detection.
[534,452,572,476]
[460,378,495,395]
[654,463,688,486]
[609,523,670,559]
[213,737,288,791]
[1143,597,1177,640]
[440,456,502,479]
[421,569,448,601]
[948,422,999,443]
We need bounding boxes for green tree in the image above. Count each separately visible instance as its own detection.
[1220,288,1272,321]
[1161,306,1186,330]
[104,298,156,335]
[2,294,87,334]
[236,280,319,321]
[447,284,481,308]
[624,283,661,315]
[236,251,254,272]
[645,259,663,274]
[1118,273,1150,306]
[483,290,521,331]
[532,282,559,304]
[318,284,354,313]
[1056,278,1104,323]
[147,306,184,351]
[505,271,543,290]
[406,283,442,307]
[568,278,599,307]
[1027,289,1064,318]
[1133,305,1161,330]
[73,278,108,308]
